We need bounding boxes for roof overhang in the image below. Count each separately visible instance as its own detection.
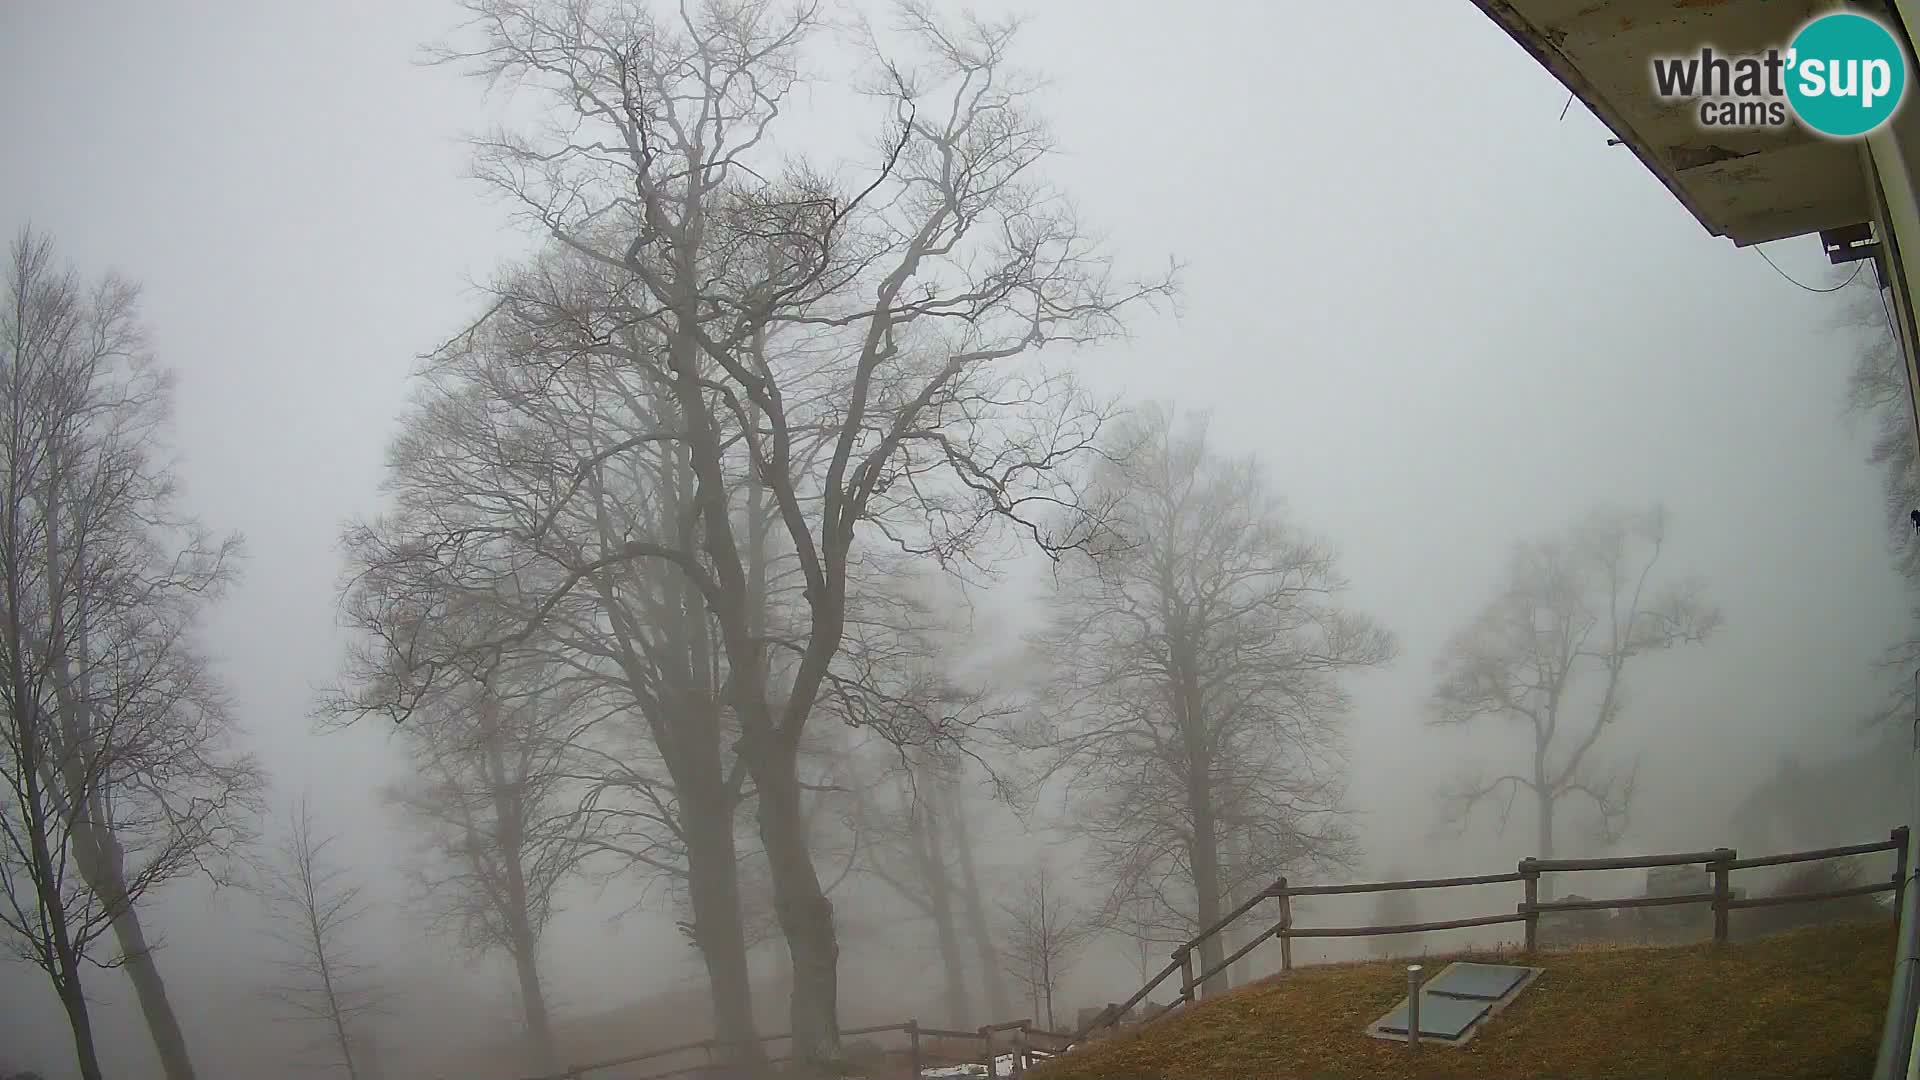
[1469,0,1874,246]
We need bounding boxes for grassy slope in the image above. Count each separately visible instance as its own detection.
[1032,921,1895,1080]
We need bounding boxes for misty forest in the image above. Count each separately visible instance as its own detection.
[2,3,1915,1080]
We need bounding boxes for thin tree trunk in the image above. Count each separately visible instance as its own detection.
[949,784,1013,1022]
[104,871,199,1080]
[508,939,557,1072]
[9,692,104,1080]
[58,975,107,1080]
[29,467,108,1080]
[914,790,973,1028]
[1535,746,1555,901]
[70,748,197,1079]
[1041,951,1055,1032]
[301,849,360,1080]
[480,699,558,1074]
[498,859,556,1071]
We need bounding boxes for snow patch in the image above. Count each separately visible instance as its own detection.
[920,1052,1019,1077]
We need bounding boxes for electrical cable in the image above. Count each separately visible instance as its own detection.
[1755,244,1866,292]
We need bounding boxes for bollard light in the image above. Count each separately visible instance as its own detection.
[1407,964,1425,1052]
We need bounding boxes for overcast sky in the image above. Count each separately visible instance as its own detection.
[0,2,1910,1077]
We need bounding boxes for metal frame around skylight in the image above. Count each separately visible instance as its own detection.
[1365,962,1544,1049]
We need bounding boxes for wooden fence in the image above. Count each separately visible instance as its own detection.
[521,1016,1076,1080]
[1073,826,1911,1044]
[516,827,1909,1079]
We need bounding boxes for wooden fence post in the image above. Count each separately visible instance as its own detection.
[1895,826,1911,914]
[1178,946,1196,1004]
[1710,850,1732,944]
[1012,1024,1027,1077]
[908,1020,922,1080]
[1520,858,1539,955]
[1275,877,1293,973]
[980,1025,997,1080]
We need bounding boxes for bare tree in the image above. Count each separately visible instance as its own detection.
[1841,280,1920,723]
[1431,505,1722,886]
[0,228,258,1080]
[1000,862,1092,1032]
[333,309,784,1066]
[944,769,1015,1022]
[386,671,581,1074]
[263,800,385,1079]
[850,741,977,1027]
[1027,404,1393,995]
[401,1,1174,1065]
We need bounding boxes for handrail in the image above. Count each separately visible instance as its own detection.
[1279,911,1529,938]
[1729,881,1895,910]
[1069,955,1182,1043]
[1273,870,1524,897]
[1727,836,1904,871]
[1522,848,1734,873]
[1524,891,1717,913]
[1192,884,1280,945]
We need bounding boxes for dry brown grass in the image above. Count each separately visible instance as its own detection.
[1031,920,1896,1080]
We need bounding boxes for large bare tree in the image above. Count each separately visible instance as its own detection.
[1027,404,1393,995]
[355,1,1175,1066]
[333,261,818,1066]
[263,800,386,1080]
[1431,505,1722,883]
[0,229,259,1080]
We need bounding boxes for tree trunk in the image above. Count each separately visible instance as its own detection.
[1535,767,1556,902]
[1176,652,1226,996]
[331,1005,361,1080]
[1226,832,1255,988]
[1042,966,1055,1032]
[664,242,838,1073]
[67,796,199,1080]
[685,802,765,1070]
[753,754,841,1072]
[58,975,107,1080]
[948,784,1013,1021]
[13,703,105,1080]
[480,701,559,1075]
[915,791,974,1028]
[1186,789,1227,996]
[509,938,558,1073]
[108,889,199,1080]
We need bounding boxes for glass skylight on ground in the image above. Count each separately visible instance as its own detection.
[1366,962,1544,1047]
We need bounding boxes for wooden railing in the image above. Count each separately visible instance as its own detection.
[1071,826,1911,1045]
[520,1016,1078,1080]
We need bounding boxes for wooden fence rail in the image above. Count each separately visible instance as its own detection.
[523,1015,1078,1080]
[1071,826,1912,1047]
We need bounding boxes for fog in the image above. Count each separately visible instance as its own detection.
[0,2,1910,1078]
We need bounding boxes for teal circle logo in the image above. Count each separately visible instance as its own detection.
[1786,12,1907,137]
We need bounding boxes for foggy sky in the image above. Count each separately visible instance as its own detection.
[0,1,1908,1077]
